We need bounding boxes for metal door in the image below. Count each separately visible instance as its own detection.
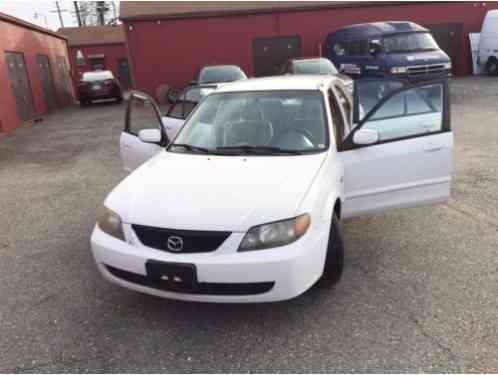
[5,52,35,122]
[426,23,463,74]
[253,36,302,77]
[118,58,132,89]
[37,55,57,112]
[56,56,73,106]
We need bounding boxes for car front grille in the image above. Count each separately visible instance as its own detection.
[132,224,231,253]
[407,64,446,77]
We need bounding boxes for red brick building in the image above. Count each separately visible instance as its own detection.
[0,12,73,135]
[59,25,132,90]
[120,1,498,99]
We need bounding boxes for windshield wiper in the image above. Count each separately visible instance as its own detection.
[170,143,210,153]
[216,146,304,155]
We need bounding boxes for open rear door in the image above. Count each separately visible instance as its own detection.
[340,78,453,218]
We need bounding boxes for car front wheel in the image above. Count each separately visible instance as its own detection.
[318,213,344,286]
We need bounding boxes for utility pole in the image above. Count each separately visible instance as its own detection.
[74,1,82,27]
[51,1,67,28]
[96,1,108,26]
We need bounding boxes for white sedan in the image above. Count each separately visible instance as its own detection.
[91,75,453,303]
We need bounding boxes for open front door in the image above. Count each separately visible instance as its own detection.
[120,91,166,172]
[340,78,453,218]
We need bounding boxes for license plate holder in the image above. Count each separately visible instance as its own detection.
[92,84,102,90]
[146,260,197,292]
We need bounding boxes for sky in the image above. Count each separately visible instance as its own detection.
[0,1,118,31]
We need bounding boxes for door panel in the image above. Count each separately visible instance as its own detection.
[253,36,302,77]
[56,57,73,106]
[340,133,453,218]
[341,79,452,218]
[5,52,35,122]
[37,55,57,112]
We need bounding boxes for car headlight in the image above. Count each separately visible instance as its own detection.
[390,66,407,74]
[238,214,311,252]
[443,62,452,70]
[97,207,125,241]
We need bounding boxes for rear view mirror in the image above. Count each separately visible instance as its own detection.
[138,129,162,144]
[353,128,379,145]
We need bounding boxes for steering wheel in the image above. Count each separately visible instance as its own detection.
[224,120,274,146]
[281,127,317,145]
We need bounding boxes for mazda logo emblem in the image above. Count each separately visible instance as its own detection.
[167,236,184,252]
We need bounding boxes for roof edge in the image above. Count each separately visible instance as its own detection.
[120,1,437,22]
[0,12,67,41]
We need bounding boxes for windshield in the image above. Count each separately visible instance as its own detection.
[382,32,439,53]
[169,90,328,155]
[82,71,113,82]
[294,59,338,75]
[198,66,247,84]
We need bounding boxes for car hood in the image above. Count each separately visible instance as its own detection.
[106,151,327,232]
[386,50,450,66]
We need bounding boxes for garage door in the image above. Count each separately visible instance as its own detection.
[426,23,463,74]
[37,55,57,112]
[253,36,302,77]
[5,52,36,122]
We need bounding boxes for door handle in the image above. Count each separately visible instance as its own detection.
[424,146,443,152]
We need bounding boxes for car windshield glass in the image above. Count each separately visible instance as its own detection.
[169,90,328,155]
[198,66,246,83]
[82,71,113,82]
[294,60,338,75]
[383,32,439,53]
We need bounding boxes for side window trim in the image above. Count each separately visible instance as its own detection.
[328,88,346,149]
[342,78,450,151]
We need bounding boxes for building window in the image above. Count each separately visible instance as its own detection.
[76,50,85,66]
[90,57,106,71]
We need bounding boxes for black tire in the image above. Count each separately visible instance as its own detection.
[486,58,498,76]
[116,96,123,104]
[318,213,344,286]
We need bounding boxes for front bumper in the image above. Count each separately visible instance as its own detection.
[90,221,330,303]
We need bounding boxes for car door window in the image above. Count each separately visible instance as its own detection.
[355,80,405,122]
[167,86,215,120]
[362,83,443,141]
[126,92,163,136]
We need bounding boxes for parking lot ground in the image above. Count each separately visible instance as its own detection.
[0,78,497,372]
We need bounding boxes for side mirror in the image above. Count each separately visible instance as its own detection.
[369,40,382,56]
[138,128,162,144]
[353,128,379,145]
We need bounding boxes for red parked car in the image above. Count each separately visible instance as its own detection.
[77,70,123,106]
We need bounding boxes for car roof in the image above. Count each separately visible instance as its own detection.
[328,21,427,39]
[215,75,339,93]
